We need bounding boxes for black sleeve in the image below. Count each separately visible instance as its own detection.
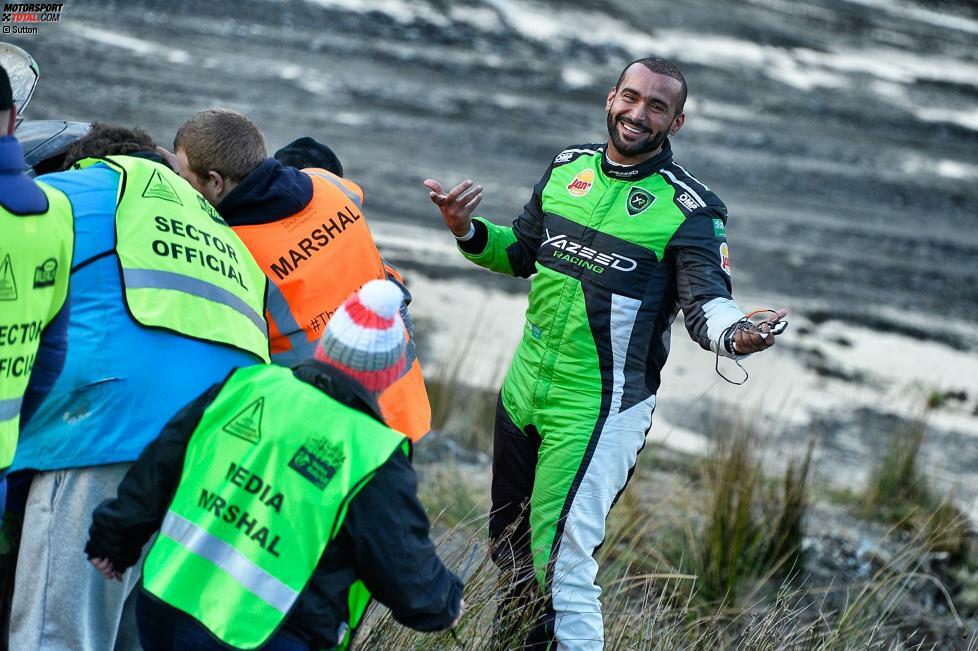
[666,205,743,354]
[85,383,223,569]
[344,452,463,631]
[457,219,489,255]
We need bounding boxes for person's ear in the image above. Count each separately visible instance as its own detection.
[208,170,225,197]
[670,112,685,135]
[605,87,617,112]
[6,106,17,136]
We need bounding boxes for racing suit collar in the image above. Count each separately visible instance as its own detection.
[600,137,673,181]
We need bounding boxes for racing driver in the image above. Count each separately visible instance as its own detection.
[424,57,787,650]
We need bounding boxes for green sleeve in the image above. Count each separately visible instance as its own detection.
[456,163,554,278]
[458,217,519,275]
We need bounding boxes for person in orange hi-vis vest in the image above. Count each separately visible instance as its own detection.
[163,109,430,440]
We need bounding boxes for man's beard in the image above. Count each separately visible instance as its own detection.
[606,113,668,159]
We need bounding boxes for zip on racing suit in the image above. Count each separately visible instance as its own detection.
[458,139,745,649]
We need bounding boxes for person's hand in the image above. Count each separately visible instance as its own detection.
[90,556,123,581]
[450,598,466,628]
[733,308,788,354]
[155,146,179,172]
[423,179,483,237]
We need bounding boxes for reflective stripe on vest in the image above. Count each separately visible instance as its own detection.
[142,364,409,649]
[305,170,363,208]
[75,156,270,363]
[264,281,309,367]
[232,169,431,440]
[0,182,73,469]
[159,511,297,613]
[123,268,266,334]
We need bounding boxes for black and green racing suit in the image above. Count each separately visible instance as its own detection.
[458,139,745,650]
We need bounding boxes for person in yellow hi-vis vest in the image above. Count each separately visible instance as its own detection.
[8,124,269,651]
[0,63,73,518]
[87,280,464,651]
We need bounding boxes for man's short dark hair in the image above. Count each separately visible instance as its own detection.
[0,65,13,111]
[615,58,687,116]
[274,137,343,177]
[63,123,157,169]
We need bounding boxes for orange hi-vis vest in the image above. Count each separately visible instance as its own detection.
[232,168,431,441]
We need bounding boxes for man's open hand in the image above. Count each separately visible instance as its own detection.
[733,308,788,354]
[423,179,483,237]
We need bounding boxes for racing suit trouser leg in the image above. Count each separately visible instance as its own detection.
[489,395,544,646]
[528,395,655,651]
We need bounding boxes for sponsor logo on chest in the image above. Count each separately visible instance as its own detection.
[542,229,637,272]
[626,187,655,217]
[566,169,595,197]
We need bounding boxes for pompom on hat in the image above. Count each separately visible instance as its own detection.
[314,280,407,393]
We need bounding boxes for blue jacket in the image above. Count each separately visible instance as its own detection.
[0,135,69,429]
[12,159,259,471]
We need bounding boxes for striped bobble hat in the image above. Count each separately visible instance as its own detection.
[314,280,407,393]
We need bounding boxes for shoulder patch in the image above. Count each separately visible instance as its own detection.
[659,165,712,216]
[553,145,603,167]
[660,162,727,217]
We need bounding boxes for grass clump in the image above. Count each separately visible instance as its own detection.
[417,462,490,534]
[357,406,969,649]
[863,412,932,523]
[357,482,944,650]
[862,410,973,565]
[668,422,815,609]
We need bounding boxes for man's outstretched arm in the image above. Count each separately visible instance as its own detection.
[424,166,552,278]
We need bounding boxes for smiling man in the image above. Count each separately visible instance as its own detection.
[424,58,787,649]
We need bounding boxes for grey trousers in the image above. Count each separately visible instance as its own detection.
[8,463,146,651]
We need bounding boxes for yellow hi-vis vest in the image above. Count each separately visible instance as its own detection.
[75,156,270,362]
[142,364,409,649]
[0,182,73,469]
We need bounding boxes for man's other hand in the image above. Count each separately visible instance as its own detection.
[155,146,179,172]
[90,556,123,581]
[423,179,483,237]
[733,308,788,354]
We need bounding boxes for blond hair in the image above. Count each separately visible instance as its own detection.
[174,108,267,183]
